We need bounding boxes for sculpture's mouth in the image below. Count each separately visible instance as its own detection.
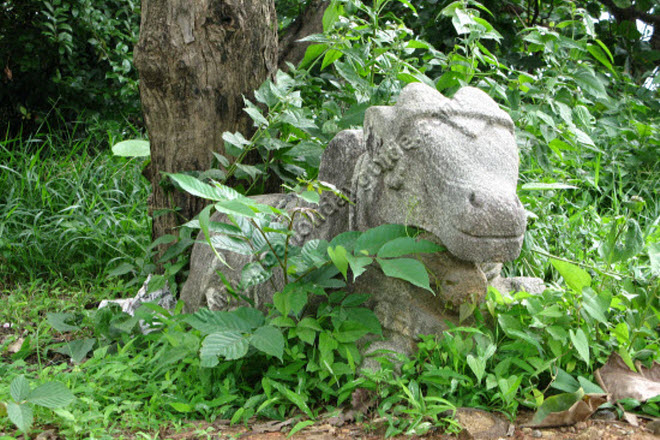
[458,228,523,240]
[423,225,525,263]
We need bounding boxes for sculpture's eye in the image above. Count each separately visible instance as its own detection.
[469,192,484,208]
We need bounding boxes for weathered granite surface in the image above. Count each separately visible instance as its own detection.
[180,82,543,358]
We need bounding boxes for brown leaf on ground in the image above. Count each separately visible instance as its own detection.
[595,352,660,402]
[35,429,58,440]
[454,408,509,439]
[252,418,295,433]
[622,411,640,427]
[7,336,24,353]
[351,388,376,414]
[526,394,608,428]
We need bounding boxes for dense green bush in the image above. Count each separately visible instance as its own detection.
[0,0,141,136]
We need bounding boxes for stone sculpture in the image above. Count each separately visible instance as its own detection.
[180,82,544,357]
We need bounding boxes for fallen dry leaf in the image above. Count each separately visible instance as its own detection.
[7,337,25,353]
[454,407,510,439]
[595,353,660,402]
[526,391,608,428]
[251,418,295,433]
[35,429,58,440]
[623,411,639,427]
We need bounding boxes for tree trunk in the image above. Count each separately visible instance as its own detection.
[134,0,278,253]
[278,0,328,70]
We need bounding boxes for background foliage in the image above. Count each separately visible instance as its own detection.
[0,0,141,137]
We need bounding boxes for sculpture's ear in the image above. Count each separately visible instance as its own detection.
[397,82,447,109]
[318,129,365,187]
[364,106,395,155]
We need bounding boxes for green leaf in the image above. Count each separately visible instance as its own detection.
[530,388,584,426]
[301,239,329,269]
[328,245,349,280]
[168,173,244,201]
[244,101,269,127]
[466,354,486,383]
[552,368,580,393]
[55,338,96,364]
[298,317,323,331]
[345,307,382,335]
[574,68,608,99]
[334,321,370,343]
[268,380,314,418]
[318,332,338,364]
[321,49,343,70]
[212,151,231,168]
[288,420,315,437]
[550,258,591,292]
[593,38,614,63]
[233,307,265,328]
[273,284,309,317]
[396,0,417,13]
[184,309,254,335]
[329,231,361,253]
[249,325,284,360]
[649,243,660,277]
[222,131,250,149]
[611,322,630,345]
[241,262,272,289]
[299,43,327,69]
[377,237,444,258]
[46,312,80,332]
[214,199,256,218]
[27,382,74,409]
[201,331,249,361]
[210,234,253,256]
[298,190,320,204]
[581,288,609,324]
[577,376,605,394]
[7,402,33,433]
[569,328,590,365]
[10,375,30,402]
[354,224,408,255]
[341,294,370,308]
[322,0,343,32]
[169,402,193,413]
[521,182,578,191]
[235,163,264,179]
[345,253,373,279]
[599,219,645,264]
[377,258,432,292]
[111,139,150,157]
[616,219,644,262]
[573,128,596,147]
[587,44,615,73]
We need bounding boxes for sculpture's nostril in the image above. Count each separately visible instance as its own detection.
[469,192,483,208]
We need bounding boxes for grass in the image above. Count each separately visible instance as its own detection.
[0,124,151,286]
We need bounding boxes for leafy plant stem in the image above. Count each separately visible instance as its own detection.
[531,249,619,278]
[249,218,287,283]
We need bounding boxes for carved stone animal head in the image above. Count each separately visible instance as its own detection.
[350,83,526,262]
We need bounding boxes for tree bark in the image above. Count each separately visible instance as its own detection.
[134,0,278,253]
[278,0,328,69]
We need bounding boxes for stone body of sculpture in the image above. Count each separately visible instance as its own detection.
[180,82,544,357]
